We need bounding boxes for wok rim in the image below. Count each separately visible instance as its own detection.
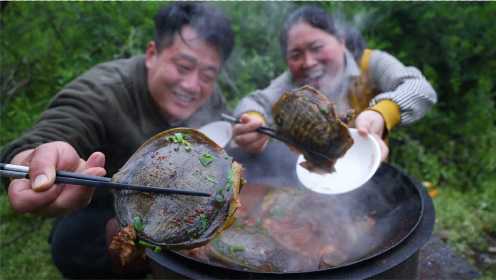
[148,162,425,275]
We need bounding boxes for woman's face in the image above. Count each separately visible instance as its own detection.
[286,21,346,90]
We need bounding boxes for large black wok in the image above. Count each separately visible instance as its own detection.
[147,141,434,279]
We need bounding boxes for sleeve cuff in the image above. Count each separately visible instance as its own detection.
[244,111,267,125]
[370,100,401,132]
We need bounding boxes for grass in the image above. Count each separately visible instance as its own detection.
[433,183,496,279]
[0,193,61,279]
[1,183,495,279]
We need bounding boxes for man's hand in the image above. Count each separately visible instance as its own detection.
[355,110,389,161]
[232,113,269,154]
[8,141,106,216]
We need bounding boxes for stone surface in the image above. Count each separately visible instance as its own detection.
[419,235,480,279]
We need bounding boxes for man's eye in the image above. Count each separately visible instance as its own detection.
[177,64,191,73]
[200,73,215,84]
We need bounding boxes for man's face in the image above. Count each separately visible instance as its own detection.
[146,26,221,121]
[286,21,346,92]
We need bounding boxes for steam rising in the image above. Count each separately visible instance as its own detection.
[177,3,419,272]
[213,138,421,272]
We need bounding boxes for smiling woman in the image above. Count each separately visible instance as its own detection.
[1,1,495,279]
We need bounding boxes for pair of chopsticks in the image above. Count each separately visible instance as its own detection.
[0,163,210,197]
[221,113,331,161]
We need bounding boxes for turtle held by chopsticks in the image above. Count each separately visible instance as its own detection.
[109,128,243,266]
[272,85,354,173]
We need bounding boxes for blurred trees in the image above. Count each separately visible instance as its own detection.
[1,2,495,193]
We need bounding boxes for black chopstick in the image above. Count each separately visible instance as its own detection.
[0,163,210,197]
[221,113,331,161]
[221,113,284,139]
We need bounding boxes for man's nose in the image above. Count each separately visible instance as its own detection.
[181,71,201,94]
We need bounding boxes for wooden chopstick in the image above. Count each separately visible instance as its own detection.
[221,113,332,161]
[0,163,211,197]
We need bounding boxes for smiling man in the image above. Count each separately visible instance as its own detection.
[0,3,234,278]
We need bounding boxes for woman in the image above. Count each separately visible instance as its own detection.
[232,5,437,160]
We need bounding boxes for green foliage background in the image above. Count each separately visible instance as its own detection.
[1,2,495,279]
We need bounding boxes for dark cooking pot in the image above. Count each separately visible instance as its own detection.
[147,141,435,279]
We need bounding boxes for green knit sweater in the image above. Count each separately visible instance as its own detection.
[0,55,228,202]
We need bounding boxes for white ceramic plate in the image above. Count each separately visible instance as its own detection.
[296,128,381,195]
[198,121,233,148]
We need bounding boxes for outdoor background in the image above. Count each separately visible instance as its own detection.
[1,2,494,279]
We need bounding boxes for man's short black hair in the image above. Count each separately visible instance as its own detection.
[154,2,235,63]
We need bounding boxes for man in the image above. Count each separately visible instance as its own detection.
[0,2,234,278]
[232,5,437,160]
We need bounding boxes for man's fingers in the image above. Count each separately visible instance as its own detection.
[49,157,106,215]
[86,152,106,169]
[29,142,79,192]
[8,179,62,213]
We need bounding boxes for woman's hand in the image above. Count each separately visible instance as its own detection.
[232,113,270,154]
[8,141,106,216]
[355,110,389,161]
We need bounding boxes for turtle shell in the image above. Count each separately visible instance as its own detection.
[272,85,354,172]
[112,128,242,249]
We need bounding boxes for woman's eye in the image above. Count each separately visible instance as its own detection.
[311,45,322,53]
[289,52,301,61]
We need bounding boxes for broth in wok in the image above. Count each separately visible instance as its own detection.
[178,184,382,273]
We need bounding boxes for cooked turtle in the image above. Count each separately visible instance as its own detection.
[272,85,354,172]
[207,224,281,272]
[260,188,351,267]
[110,128,243,265]
[201,214,317,272]
[178,185,380,272]
[178,185,317,272]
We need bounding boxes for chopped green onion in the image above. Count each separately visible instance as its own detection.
[198,214,209,232]
[174,133,184,142]
[138,240,161,253]
[132,216,144,232]
[199,153,214,167]
[166,133,192,151]
[206,175,217,184]
[229,244,245,254]
[225,168,233,192]
[215,192,225,203]
[153,246,162,253]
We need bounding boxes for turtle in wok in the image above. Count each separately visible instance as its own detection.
[109,128,243,266]
[272,85,354,173]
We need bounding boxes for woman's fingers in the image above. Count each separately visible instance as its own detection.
[370,134,389,161]
[355,110,385,137]
[233,114,269,154]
